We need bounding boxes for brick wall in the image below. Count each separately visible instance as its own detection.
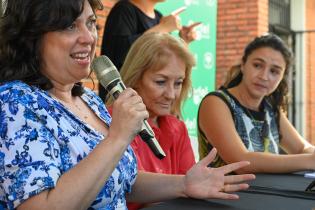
[216,0,268,87]
[82,0,118,92]
[305,0,315,144]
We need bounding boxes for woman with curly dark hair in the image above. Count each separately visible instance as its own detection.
[198,34,315,173]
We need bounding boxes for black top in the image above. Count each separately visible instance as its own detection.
[101,0,162,70]
[99,0,162,101]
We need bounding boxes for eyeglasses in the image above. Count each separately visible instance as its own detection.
[305,179,315,192]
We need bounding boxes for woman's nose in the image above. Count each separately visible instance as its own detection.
[164,86,176,100]
[260,68,269,80]
[78,26,95,44]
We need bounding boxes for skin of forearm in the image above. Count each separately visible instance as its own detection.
[126,172,186,203]
[233,152,315,174]
[18,137,129,210]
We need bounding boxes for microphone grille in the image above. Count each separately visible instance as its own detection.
[91,55,121,88]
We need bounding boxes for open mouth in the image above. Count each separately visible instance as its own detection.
[71,52,90,62]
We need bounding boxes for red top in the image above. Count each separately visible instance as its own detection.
[108,108,195,209]
[128,115,196,210]
[131,115,195,174]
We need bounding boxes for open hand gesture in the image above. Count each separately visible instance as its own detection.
[184,148,255,200]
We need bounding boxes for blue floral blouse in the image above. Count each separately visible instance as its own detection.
[0,81,137,209]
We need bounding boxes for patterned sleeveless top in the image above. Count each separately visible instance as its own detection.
[198,88,280,167]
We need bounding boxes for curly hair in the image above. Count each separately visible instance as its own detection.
[0,0,103,96]
[224,34,293,112]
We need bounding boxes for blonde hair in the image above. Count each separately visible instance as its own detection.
[120,32,195,118]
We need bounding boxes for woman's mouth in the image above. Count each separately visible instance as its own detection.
[71,52,90,64]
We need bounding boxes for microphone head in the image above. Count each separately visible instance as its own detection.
[91,55,121,90]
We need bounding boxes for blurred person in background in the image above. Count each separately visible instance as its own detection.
[99,0,200,102]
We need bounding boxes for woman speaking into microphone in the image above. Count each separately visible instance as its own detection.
[0,1,254,209]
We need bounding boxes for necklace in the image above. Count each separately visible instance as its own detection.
[52,94,89,120]
[72,102,89,119]
[231,88,270,149]
[243,107,268,141]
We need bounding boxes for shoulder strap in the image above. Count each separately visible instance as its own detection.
[200,89,235,121]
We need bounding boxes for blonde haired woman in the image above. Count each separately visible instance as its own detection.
[120,32,195,178]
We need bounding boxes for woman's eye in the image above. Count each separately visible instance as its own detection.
[270,68,280,75]
[254,63,262,69]
[87,19,97,29]
[155,81,165,86]
[66,23,76,31]
[175,81,183,87]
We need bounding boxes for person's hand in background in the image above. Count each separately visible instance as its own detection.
[179,22,202,44]
[147,6,186,33]
[157,6,201,44]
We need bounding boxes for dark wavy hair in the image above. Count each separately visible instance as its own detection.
[0,0,103,96]
[224,34,293,112]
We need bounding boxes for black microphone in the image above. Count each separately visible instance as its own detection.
[91,55,166,159]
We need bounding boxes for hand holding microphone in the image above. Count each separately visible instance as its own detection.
[91,55,166,159]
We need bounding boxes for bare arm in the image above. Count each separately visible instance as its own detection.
[126,171,185,203]
[198,96,315,174]
[127,149,255,203]
[279,111,315,154]
[18,89,147,210]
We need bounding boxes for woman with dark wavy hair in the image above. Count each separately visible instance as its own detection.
[0,0,256,209]
[198,34,315,173]
[0,0,103,95]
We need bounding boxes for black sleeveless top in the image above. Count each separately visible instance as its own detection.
[198,88,280,167]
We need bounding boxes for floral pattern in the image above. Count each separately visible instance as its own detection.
[0,81,137,209]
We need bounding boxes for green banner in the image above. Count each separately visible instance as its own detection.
[157,0,217,159]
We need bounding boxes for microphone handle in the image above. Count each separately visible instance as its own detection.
[108,81,166,159]
[139,121,166,159]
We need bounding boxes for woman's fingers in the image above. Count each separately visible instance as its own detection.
[187,22,202,29]
[212,183,250,199]
[198,148,217,167]
[212,192,240,200]
[111,88,148,136]
[171,6,186,16]
[224,174,255,184]
[217,161,251,175]
[221,183,250,193]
